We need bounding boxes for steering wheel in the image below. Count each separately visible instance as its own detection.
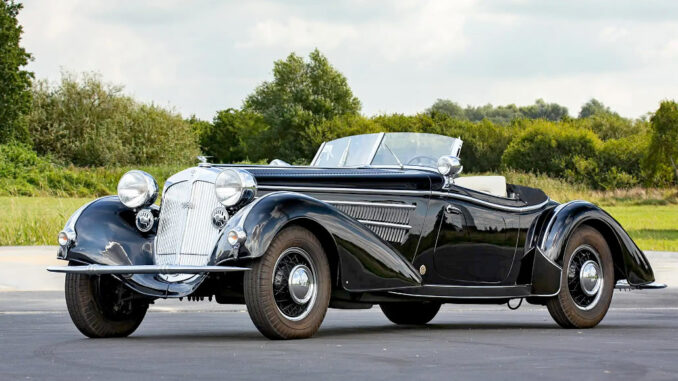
[407,155,438,167]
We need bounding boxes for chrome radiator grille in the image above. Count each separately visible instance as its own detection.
[155,181,223,266]
[328,201,415,243]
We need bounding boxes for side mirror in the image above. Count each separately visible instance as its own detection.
[437,156,463,179]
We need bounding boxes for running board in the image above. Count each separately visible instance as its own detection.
[47,265,250,275]
[615,280,667,290]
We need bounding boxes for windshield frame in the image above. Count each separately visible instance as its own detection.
[311,132,461,173]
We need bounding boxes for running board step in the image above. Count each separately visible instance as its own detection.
[47,265,250,275]
[615,280,667,290]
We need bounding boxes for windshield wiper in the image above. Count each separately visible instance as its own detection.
[339,138,352,167]
[384,143,403,169]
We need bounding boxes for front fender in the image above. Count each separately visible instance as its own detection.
[63,196,205,297]
[214,192,422,292]
[536,200,654,286]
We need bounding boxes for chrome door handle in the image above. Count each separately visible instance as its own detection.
[445,205,462,215]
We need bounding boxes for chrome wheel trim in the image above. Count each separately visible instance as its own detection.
[567,244,604,311]
[579,260,602,296]
[272,247,318,321]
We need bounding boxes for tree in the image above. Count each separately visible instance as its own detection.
[0,0,33,144]
[519,99,569,121]
[427,99,466,119]
[579,98,613,118]
[645,100,678,184]
[195,109,267,163]
[244,49,361,162]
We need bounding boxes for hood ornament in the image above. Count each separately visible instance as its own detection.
[197,156,213,168]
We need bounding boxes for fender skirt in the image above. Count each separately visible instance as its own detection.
[213,192,422,292]
[534,200,655,290]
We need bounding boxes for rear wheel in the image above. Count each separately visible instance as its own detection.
[65,271,149,338]
[380,302,441,325]
[546,226,614,328]
[244,226,331,339]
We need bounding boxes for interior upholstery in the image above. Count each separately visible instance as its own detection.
[454,176,508,198]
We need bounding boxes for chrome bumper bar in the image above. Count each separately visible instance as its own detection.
[615,280,667,290]
[47,265,250,275]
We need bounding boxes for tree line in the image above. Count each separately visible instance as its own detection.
[1,1,677,190]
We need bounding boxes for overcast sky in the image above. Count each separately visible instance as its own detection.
[19,0,678,120]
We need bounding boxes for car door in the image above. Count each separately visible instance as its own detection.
[432,194,520,284]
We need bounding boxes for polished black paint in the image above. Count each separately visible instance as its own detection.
[213,191,422,292]
[535,200,654,286]
[61,165,656,300]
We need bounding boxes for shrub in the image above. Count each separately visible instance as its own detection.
[27,72,199,166]
[501,120,602,181]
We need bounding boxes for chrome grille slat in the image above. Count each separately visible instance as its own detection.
[155,180,223,267]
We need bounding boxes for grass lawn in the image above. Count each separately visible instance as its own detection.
[1,197,676,251]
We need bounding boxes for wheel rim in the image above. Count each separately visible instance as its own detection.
[567,244,604,311]
[272,247,318,321]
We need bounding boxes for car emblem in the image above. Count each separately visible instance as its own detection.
[211,206,229,229]
[135,208,155,233]
[181,201,195,209]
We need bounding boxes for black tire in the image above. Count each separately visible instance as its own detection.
[380,302,441,325]
[244,226,331,340]
[65,271,148,338]
[546,225,614,328]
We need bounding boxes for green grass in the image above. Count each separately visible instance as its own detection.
[1,197,676,251]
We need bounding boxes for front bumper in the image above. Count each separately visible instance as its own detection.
[47,265,249,275]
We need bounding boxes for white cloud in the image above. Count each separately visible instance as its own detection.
[17,0,678,120]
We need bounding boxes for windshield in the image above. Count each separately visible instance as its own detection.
[312,132,463,169]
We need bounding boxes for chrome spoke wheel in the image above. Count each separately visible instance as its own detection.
[272,247,318,321]
[567,244,604,311]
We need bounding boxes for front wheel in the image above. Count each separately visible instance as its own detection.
[65,271,149,338]
[380,302,441,325]
[244,226,331,339]
[546,226,614,328]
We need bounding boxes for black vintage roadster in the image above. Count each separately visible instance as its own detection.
[49,132,664,339]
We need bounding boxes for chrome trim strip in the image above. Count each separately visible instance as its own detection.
[259,185,428,196]
[259,185,551,212]
[326,200,417,209]
[431,191,551,212]
[46,265,250,275]
[539,200,587,251]
[357,220,412,229]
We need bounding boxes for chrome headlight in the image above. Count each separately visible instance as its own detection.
[437,156,463,177]
[117,170,158,209]
[215,169,257,207]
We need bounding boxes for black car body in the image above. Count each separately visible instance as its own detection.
[49,132,664,339]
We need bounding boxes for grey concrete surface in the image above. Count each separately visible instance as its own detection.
[0,246,677,380]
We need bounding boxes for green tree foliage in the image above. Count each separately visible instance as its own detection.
[0,0,33,144]
[427,99,568,124]
[578,98,613,118]
[194,109,267,163]
[244,49,361,162]
[28,72,199,166]
[644,100,678,184]
[501,120,602,181]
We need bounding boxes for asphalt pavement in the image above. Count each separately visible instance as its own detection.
[0,247,677,380]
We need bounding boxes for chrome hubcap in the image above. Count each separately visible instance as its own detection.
[567,244,604,311]
[579,260,601,296]
[272,248,317,321]
[288,265,314,304]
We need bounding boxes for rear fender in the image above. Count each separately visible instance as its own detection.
[533,201,654,287]
[213,192,422,292]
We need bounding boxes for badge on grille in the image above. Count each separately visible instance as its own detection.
[211,206,229,229]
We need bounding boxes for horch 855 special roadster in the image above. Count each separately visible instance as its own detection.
[48,132,665,339]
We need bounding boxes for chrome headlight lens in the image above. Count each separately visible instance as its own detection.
[117,170,158,209]
[437,156,463,177]
[215,169,257,207]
